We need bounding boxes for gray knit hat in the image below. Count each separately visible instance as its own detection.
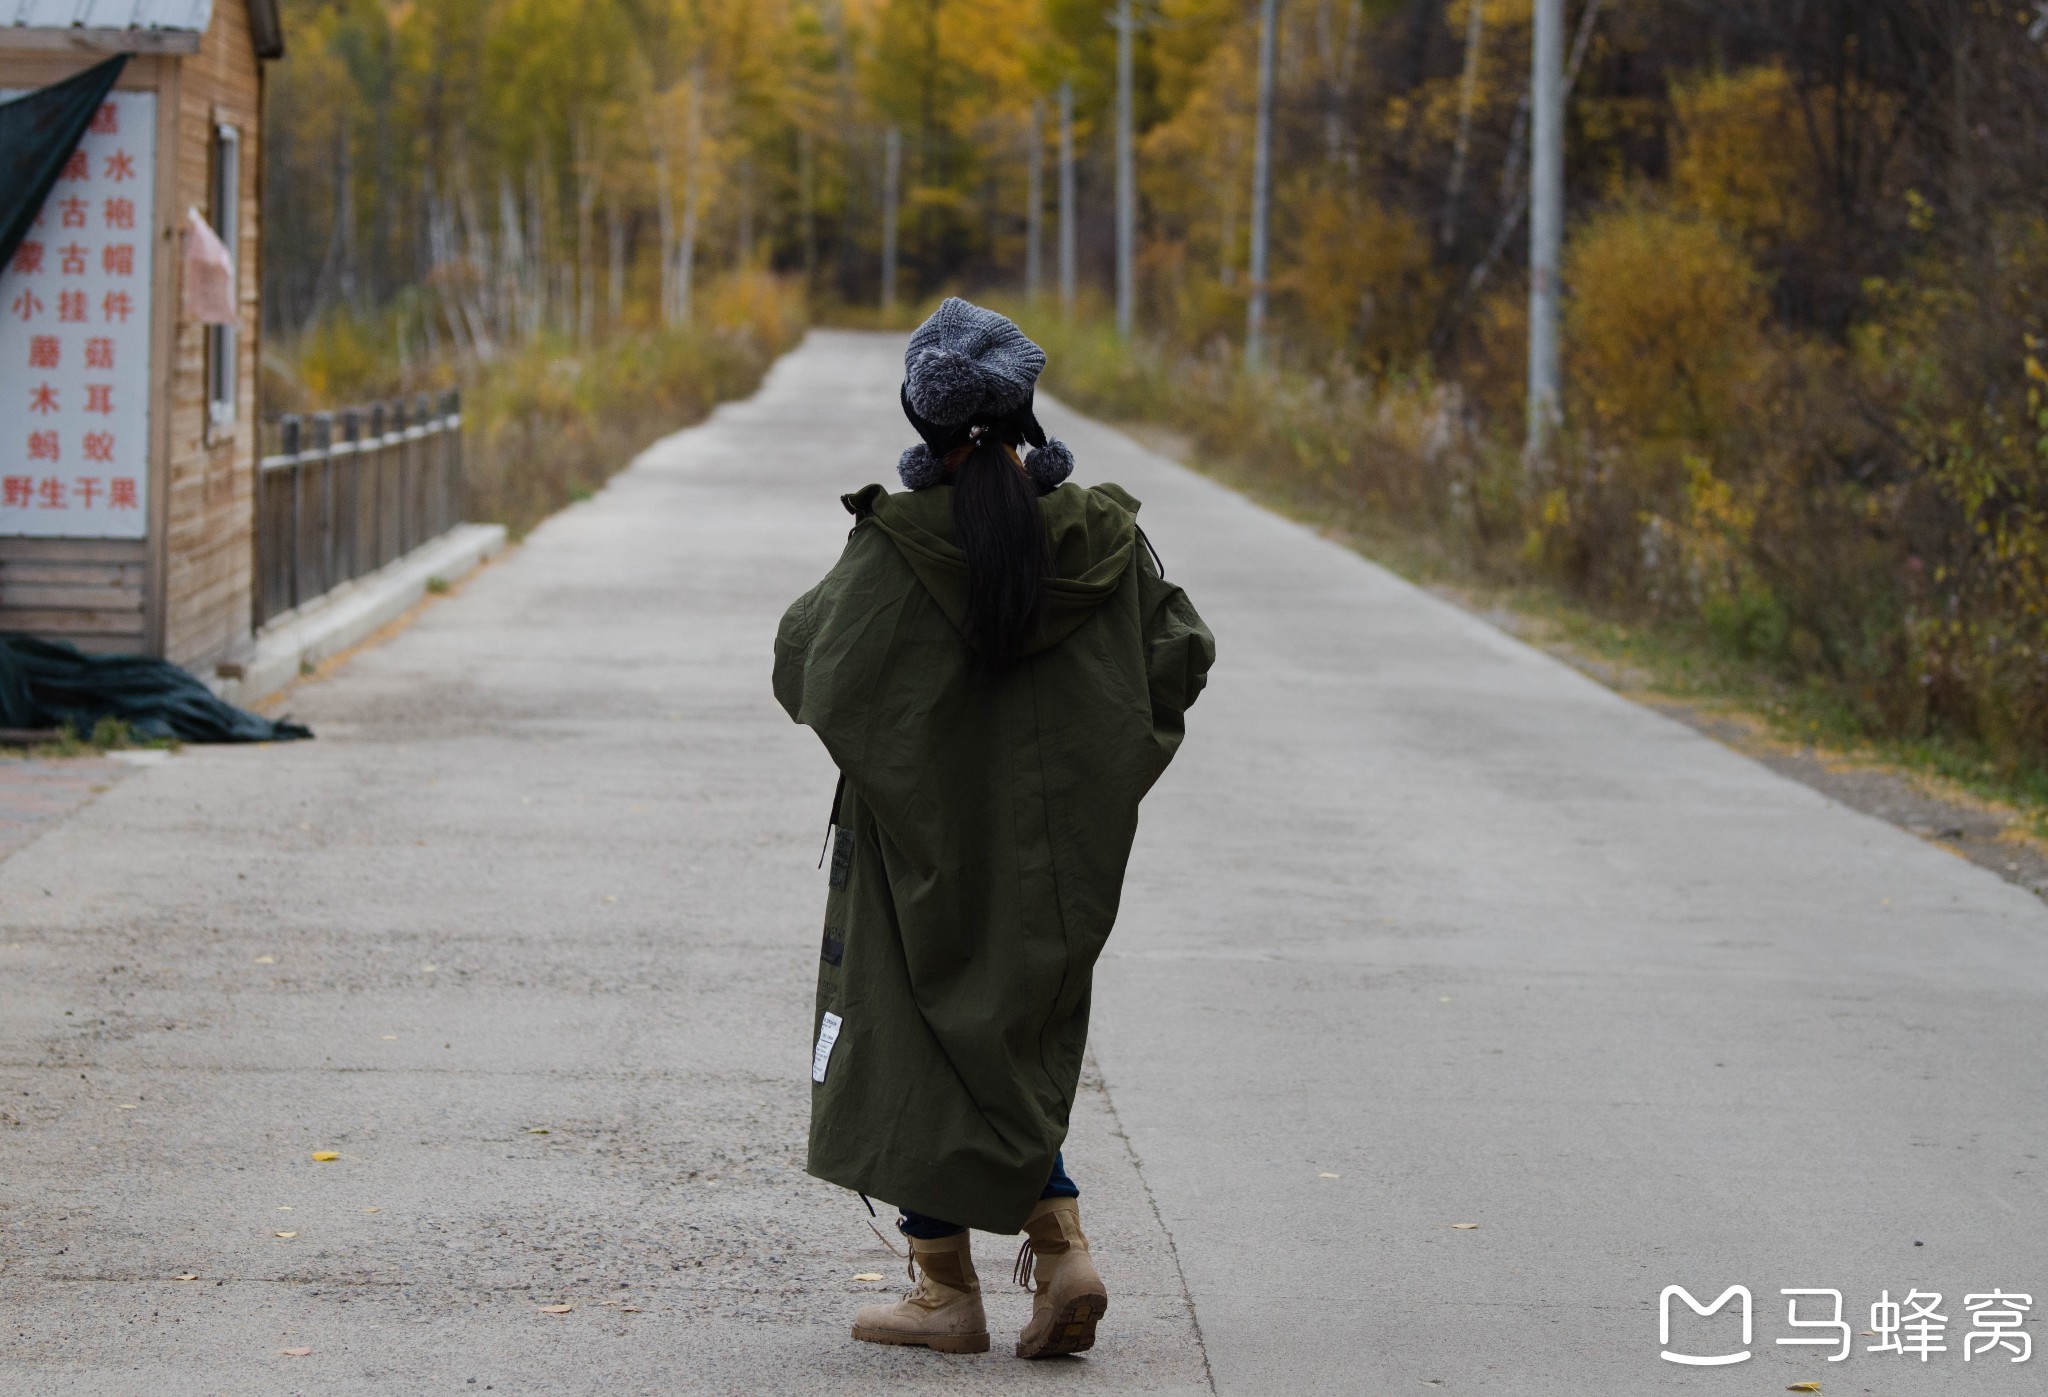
[897,298,1074,493]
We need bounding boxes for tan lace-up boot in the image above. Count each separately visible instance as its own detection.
[851,1231,989,1354]
[1013,1196,1108,1358]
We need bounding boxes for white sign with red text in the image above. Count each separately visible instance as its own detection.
[0,90,154,540]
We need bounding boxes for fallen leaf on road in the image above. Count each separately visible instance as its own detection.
[599,1300,621,1306]
[420,963,438,973]
[526,1127,550,1135]
[117,1104,137,1110]
[537,1304,573,1315]
[1318,1172,1339,1179]
[280,1347,312,1357]
[1451,1223,1479,1230]
[381,1035,397,1041]
[1787,1385,1821,1393]
[173,1273,199,1281]
[311,1152,339,1162]
[1859,1330,1876,1336]
[273,1231,297,1239]
[362,1207,380,1214]
[253,955,276,965]
[853,1273,884,1282]
[619,1306,642,1313]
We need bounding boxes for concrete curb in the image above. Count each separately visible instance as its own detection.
[214,522,506,706]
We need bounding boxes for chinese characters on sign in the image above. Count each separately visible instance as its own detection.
[0,91,154,540]
[1660,1284,2032,1367]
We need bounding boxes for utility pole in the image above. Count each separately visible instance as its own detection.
[1246,0,1277,370]
[1027,97,1044,301]
[882,125,901,314]
[1058,80,1076,319]
[1114,0,1136,338]
[1527,0,1564,456]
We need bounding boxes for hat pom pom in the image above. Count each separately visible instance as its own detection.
[904,347,985,425]
[1024,438,1074,494]
[897,442,944,490]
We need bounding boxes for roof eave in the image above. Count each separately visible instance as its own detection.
[245,0,281,59]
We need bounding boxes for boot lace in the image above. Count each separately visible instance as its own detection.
[1013,1238,1039,1293]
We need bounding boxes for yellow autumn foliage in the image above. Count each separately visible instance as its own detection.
[1669,63,1816,243]
[1563,201,1768,444]
[1287,191,1443,372]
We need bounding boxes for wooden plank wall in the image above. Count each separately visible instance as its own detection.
[158,1,262,669]
[0,536,148,652]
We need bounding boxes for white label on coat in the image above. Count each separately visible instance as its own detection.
[811,1011,843,1084]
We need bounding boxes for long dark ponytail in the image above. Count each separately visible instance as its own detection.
[951,434,1049,673]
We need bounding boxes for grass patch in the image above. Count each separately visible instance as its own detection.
[28,718,179,760]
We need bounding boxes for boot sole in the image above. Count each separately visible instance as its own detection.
[1016,1291,1109,1359]
[851,1324,990,1355]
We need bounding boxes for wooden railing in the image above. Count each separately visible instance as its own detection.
[256,392,464,627]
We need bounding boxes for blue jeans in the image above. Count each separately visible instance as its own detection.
[898,1152,1078,1240]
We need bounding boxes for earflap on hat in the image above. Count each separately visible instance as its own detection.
[896,371,1074,494]
[1008,392,1072,493]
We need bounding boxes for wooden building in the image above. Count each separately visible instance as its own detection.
[0,0,282,667]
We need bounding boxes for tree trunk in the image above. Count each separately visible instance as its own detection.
[1441,0,1486,245]
[607,194,626,333]
[653,115,678,328]
[1058,81,1076,318]
[1114,0,1136,338]
[882,125,901,312]
[679,70,703,327]
[1026,97,1044,301]
[799,124,817,290]
[1247,0,1278,369]
[573,121,597,345]
[1526,0,1564,455]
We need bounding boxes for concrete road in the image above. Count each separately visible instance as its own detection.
[4,331,2046,1395]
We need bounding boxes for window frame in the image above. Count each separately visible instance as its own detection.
[205,121,240,434]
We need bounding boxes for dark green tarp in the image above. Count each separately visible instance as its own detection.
[0,635,311,743]
[0,56,128,276]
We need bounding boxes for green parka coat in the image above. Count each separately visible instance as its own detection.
[773,479,1214,1234]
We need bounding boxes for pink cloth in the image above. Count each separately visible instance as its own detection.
[184,207,238,328]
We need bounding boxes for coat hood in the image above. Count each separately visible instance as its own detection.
[841,480,1140,656]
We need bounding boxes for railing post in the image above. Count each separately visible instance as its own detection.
[440,388,461,533]
[414,393,433,550]
[274,414,302,622]
[391,397,410,559]
[368,401,387,570]
[448,390,464,529]
[340,407,362,582]
[308,412,333,603]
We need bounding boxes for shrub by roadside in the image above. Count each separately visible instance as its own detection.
[264,271,808,539]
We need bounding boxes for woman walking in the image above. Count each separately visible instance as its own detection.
[773,299,1214,1359]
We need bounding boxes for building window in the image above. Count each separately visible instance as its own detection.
[207,123,239,430]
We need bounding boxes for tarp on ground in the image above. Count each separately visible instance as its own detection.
[0,635,312,743]
[0,55,129,277]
